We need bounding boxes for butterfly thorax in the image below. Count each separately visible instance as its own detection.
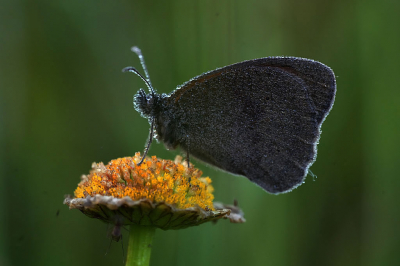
[157,97,187,150]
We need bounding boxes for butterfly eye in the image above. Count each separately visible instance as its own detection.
[146,94,154,105]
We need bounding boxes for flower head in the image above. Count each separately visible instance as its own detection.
[64,153,245,230]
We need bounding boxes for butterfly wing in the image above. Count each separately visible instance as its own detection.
[166,57,336,194]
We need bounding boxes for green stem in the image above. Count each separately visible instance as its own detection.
[125,224,156,266]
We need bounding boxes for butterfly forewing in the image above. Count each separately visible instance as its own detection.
[163,57,335,194]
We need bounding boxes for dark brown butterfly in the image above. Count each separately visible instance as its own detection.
[124,47,336,194]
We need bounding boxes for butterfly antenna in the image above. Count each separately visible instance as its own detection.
[131,46,155,95]
[122,66,155,96]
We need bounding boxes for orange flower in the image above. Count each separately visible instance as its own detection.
[64,153,245,230]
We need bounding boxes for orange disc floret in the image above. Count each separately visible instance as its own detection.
[73,153,214,210]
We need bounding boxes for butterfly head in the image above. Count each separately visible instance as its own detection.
[134,88,160,119]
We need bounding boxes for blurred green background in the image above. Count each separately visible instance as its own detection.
[1,0,399,265]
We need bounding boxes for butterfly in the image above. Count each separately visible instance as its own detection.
[124,47,336,194]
